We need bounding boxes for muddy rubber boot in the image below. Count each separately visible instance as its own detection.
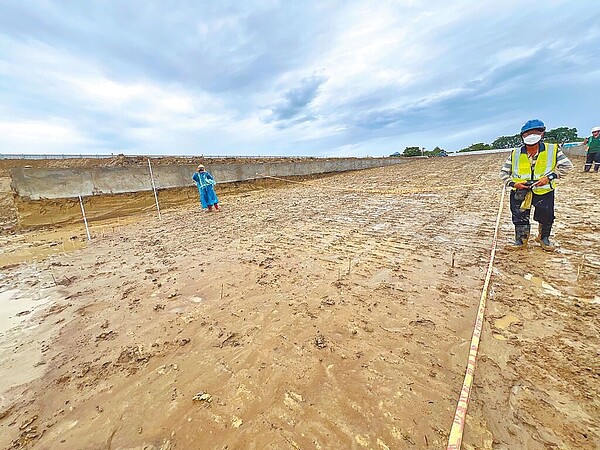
[539,224,555,252]
[534,224,542,243]
[510,224,530,249]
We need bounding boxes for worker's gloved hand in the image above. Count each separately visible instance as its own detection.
[533,176,549,187]
[513,182,530,190]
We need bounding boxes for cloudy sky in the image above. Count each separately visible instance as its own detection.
[1,1,599,156]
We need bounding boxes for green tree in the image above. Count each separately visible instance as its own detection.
[452,125,584,153]
[544,127,582,144]
[458,142,493,153]
[403,146,422,157]
[491,134,521,149]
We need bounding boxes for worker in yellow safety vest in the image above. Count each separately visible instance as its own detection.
[499,119,573,251]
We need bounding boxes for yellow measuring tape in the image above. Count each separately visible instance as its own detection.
[447,185,506,449]
[256,173,489,195]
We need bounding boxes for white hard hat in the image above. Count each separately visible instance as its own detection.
[592,126,600,133]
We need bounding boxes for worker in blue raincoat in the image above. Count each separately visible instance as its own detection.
[192,164,220,211]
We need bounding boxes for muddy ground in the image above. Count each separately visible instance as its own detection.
[0,154,598,449]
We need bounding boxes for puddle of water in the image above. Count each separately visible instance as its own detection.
[0,286,60,392]
[494,314,520,330]
[524,273,562,296]
[0,231,87,268]
[370,223,388,231]
[0,213,149,269]
[524,273,543,287]
[569,295,600,305]
[0,289,53,335]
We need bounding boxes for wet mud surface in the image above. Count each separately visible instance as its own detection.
[0,154,598,449]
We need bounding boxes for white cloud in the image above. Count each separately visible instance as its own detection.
[0,119,96,153]
[0,1,598,155]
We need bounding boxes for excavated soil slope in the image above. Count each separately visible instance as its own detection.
[0,154,598,449]
[0,156,327,234]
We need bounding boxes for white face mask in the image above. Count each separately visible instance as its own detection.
[523,134,542,145]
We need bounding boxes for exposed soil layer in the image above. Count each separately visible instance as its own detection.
[11,173,343,232]
[0,154,598,449]
[0,155,336,234]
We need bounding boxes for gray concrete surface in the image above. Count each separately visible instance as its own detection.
[10,158,410,200]
[563,144,586,157]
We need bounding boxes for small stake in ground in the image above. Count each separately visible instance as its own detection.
[78,195,91,241]
[451,251,455,268]
[148,158,162,220]
[576,254,585,282]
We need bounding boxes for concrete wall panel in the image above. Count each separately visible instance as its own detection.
[11,158,409,200]
[563,144,586,157]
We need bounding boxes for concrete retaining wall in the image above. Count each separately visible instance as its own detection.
[563,144,586,157]
[10,158,409,200]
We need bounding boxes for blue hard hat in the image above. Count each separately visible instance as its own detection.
[521,119,546,134]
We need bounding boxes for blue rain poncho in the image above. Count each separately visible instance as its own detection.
[192,171,219,208]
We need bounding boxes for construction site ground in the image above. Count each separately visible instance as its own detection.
[0,153,598,449]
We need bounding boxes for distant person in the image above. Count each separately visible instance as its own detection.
[192,164,220,211]
[583,126,600,172]
[499,119,573,251]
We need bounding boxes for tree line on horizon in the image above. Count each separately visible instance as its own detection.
[396,126,584,157]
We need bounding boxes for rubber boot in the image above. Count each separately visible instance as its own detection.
[584,163,591,172]
[534,224,542,243]
[539,224,555,252]
[511,224,530,249]
[214,203,220,211]
[206,205,214,212]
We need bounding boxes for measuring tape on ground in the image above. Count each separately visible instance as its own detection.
[447,185,506,449]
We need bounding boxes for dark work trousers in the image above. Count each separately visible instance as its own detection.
[510,189,555,226]
[584,152,600,172]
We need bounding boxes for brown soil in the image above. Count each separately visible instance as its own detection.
[0,154,598,449]
[0,155,328,177]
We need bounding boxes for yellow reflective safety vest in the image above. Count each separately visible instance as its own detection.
[511,143,557,195]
